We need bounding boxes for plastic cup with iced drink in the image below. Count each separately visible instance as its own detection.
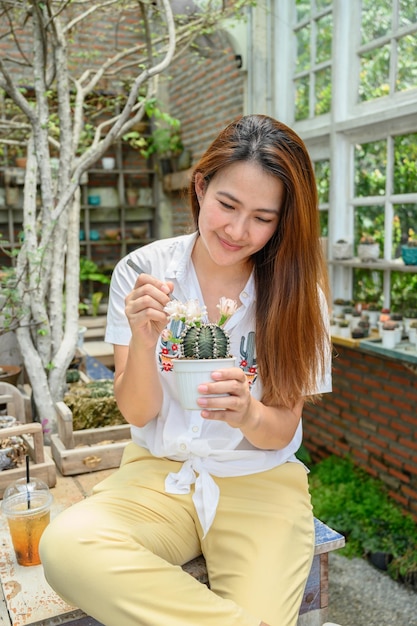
[1,477,53,566]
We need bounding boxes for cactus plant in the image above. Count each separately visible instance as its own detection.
[181,323,230,359]
[164,297,237,360]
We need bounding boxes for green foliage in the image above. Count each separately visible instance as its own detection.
[123,98,183,159]
[309,455,417,584]
[79,257,111,285]
[0,264,26,333]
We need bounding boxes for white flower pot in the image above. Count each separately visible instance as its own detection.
[101,157,115,170]
[408,327,417,345]
[173,357,235,410]
[357,243,380,262]
[404,317,417,332]
[77,326,87,348]
[366,310,380,327]
[337,326,351,338]
[332,242,353,260]
[382,330,396,349]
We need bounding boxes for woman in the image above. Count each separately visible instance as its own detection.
[40,114,332,626]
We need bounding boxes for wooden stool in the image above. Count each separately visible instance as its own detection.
[0,381,26,422]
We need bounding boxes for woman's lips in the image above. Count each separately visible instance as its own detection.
[218,236,243,252]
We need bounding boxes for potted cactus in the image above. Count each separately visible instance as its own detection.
[164,297,237,410]
[401,229,417,266]
[357,234,380,262]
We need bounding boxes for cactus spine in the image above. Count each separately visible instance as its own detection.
[181,323,230,359]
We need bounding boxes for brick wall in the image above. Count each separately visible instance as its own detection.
[303,344,417,520]
[167,45,245,236]
[169,47,245,163]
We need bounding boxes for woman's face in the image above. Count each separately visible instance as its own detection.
[195,161,284,269]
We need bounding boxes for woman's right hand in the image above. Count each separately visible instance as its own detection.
[124,272,173,350]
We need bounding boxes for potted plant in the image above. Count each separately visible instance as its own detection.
[401,229,417,266]
[381,321,399,349]
[79,257,111,316]
[332,239,353,260]
[357,235,380,262]
[365,302,381,328]
[336,319,351,338]
[408,320,417,346]
[333,298,353,316]
[164,297,237,410]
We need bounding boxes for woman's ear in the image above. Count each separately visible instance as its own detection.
[194,172,205,200]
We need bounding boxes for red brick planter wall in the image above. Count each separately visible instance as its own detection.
[303,343,417,521]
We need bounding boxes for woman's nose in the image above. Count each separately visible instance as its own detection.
[224,215,248,240]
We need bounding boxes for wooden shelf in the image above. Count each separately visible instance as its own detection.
[0,134,158,271]
[329,258,417,272]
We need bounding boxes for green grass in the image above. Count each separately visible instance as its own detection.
[306,454,417,586]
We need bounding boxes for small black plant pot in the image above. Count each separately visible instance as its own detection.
[369,551,393,571]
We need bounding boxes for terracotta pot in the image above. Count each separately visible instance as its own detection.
[15,157,27,168]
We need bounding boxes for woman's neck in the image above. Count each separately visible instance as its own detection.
[191,237,252,321]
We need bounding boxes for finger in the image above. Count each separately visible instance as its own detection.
[210,367,247,383]
[197,378,244,398]
[133,273,173,302]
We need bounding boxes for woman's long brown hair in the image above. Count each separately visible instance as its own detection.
[189,115,330,407]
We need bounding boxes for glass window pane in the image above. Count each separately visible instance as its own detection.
[397,34,417,93]
[315,159,330,204]
[353,268,383,305]
[315,66,332,115]
[394,204,417,259]
[358,45,390,102]
[393,133,417,194]
[361,0,392,44]
[296,0,310,23]
[354,140,387,197]
[399,0,417,27]
[296,25,311,71]
[319,210,328,237]
[316,14,333,63]
[316,0,332,10]
[294,76,310,120]
[391,271,417,313]
[354,205,385,252]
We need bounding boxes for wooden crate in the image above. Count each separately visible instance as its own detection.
[50,401,131,475]
[0,422,56,498]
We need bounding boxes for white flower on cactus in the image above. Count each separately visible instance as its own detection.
[164,300,187,321]
[164,298,207,324]
[217,297,238,326]
[164,297,236,329]
[184,299,207,324]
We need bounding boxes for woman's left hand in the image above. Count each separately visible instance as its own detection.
[196,367,254,429]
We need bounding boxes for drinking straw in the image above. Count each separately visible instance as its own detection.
[26,454,31,509]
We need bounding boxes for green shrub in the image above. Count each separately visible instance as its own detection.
[309,455,417,585]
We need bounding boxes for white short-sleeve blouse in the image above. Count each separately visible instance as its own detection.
[105,232,332,535]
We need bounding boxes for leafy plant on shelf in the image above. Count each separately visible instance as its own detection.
[406,228,417,248]
[163,297,237,359]
[79,257,111,315]
[122,97,183,160]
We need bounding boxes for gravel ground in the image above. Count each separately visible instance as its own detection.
[327,553,417,626]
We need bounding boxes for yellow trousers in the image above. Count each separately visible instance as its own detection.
[40,444,314,626]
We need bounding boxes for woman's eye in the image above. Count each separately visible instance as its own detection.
[256,216,273,223]
[220,201,234,210]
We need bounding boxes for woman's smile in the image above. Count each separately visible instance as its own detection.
[217,235,245,252]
